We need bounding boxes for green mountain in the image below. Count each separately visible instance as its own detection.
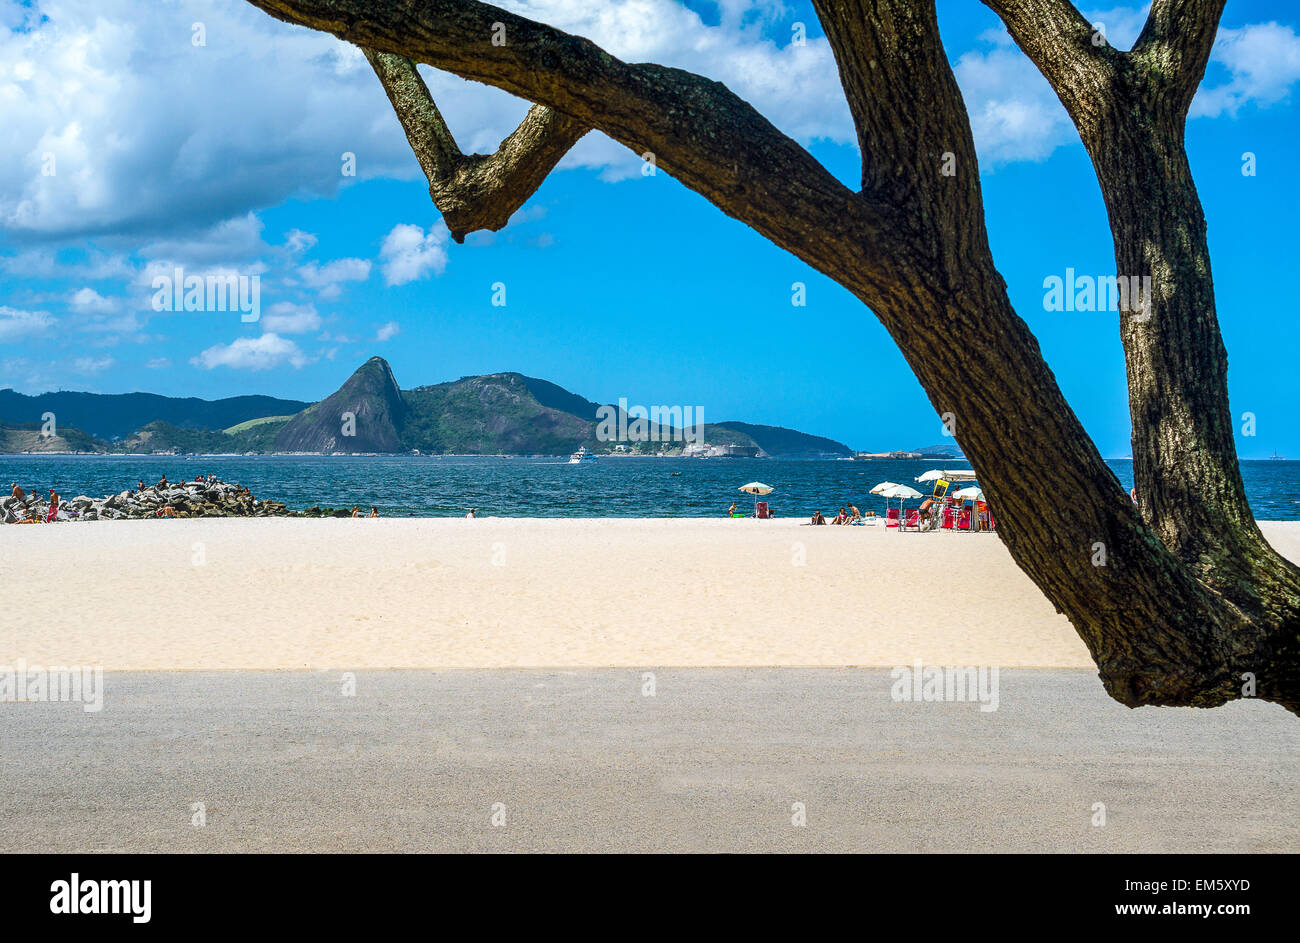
[0,388,309,441]
[0,357,854,456]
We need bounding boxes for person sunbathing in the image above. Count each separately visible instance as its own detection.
[368,507,379,518]
[834,507,848,525]
[11,483,25,501]
[159,505,177,518]
[848,504,861,523]
[810,510,827,525]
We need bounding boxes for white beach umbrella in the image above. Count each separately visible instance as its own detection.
[879,484,923,500]
[914,470,945,483]
[869,480,899,494]
[952,486,984,501]
[737,481,774,516]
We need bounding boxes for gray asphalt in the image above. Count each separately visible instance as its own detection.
[1,669,1296,853]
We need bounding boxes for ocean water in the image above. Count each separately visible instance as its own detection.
[3,454,1300,520]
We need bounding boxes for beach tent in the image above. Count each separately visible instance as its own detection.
[737,481,774,515]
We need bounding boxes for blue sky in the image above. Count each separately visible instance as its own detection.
[1,0,1297,457]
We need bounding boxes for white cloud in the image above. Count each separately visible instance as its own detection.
[374,321,400,342]
[190,332,310,371]
[146,357,171,369]
[298,258,372,299]
[0,1,854,243]
[261,301,322,335]
[953,47,1074,165]
[379,223,449,286]
[72,355,114,374]
[69,287,117,313]
[0,306,54,341]
[1192,22,1300,118]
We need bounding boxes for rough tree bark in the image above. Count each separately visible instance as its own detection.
[240,0,1299,715]
[984,0,1300,699]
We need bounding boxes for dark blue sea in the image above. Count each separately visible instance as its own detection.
[3,454,1299,520]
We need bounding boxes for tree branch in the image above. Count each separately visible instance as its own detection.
[364,48,587,243]
[243,0,896,296]
[1131,0,1227,115]
[980,0,1124,137]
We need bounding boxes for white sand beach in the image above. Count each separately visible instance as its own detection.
[3,518,1299,671]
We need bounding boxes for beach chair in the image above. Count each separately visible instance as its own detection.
[884,508,900,528]
[900,509,921,532]
[956,508,972,531]
[755,501,771,519]
[941,508,955,530]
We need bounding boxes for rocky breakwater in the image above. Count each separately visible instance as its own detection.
[2,479,294,522]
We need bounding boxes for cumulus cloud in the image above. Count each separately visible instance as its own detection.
[190,333,310,371]
[72,355,114,374]
[0,306,54,341]
[380,223,449,286]
[260,301,322,335]
[297,258,372,299]
[69,287,117,314]
[0,0,855,243]
[953,47,1074,166]
[1193,22,1300,118]
[374,321,400,342]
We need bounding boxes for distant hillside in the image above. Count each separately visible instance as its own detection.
[0,421,104,453]
[0,388,310,440]
[710,421,852,458]
[0,358,857,456]
[402,372,591,455]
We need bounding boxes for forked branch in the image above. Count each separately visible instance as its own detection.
[364,48,588,243]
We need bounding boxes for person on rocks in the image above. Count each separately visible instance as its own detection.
[11,482,25,501]
[157,474,169,489]
[368,507,379,518]
[46,488,59,523]
[137,480,146,492]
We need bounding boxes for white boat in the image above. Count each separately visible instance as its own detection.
[568,446,598,464]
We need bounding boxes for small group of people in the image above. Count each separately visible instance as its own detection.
[7,482,59,523]
[810,504,868,525]
[350,506,381,518]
